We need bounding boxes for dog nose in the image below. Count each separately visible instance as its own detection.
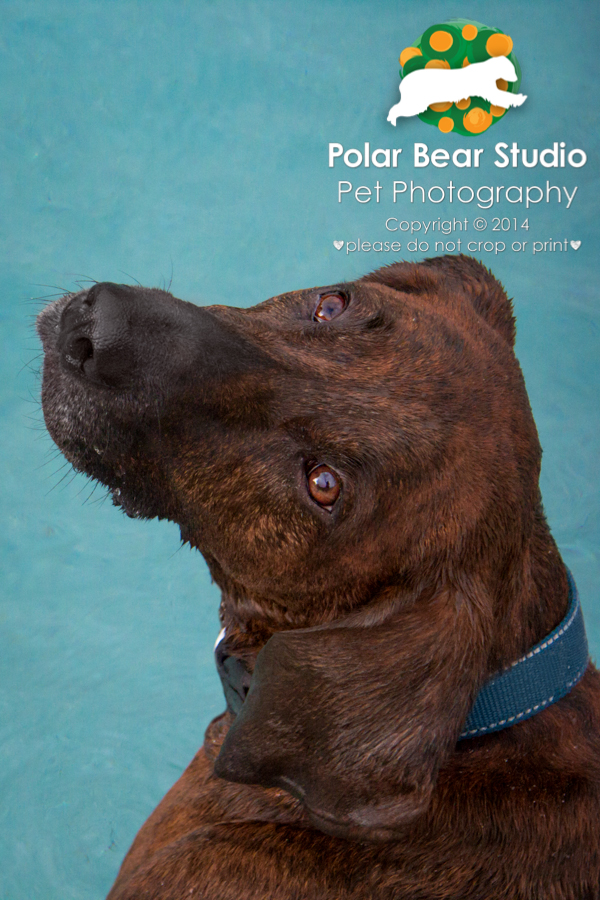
[58,283,136,386]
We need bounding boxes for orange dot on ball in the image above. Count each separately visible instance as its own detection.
[429,30,453,52]
[399,46,422,67]
[429,101,452,112]
[496,78,508,90]
[425,58,451,69]
[486,33,513,57]
[455,97,471,110]
[462,24,478,40]
[463,107,493,133]
[438,117,454,133]
[490,104,506,117]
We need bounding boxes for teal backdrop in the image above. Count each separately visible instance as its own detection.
[1,2,598,897]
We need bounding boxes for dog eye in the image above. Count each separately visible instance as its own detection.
[307,464,341,508]
[314,292,346,322]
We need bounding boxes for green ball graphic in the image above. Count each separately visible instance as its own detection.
[397,18,522,135]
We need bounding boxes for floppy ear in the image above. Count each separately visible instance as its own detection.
[362,254,516,347]
[214,579,490,842]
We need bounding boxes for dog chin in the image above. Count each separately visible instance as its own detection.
[109,486,150,519]
[45,418,160,522]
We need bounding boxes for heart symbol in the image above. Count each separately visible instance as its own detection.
[570,240,581,250]
[333,240,344,250]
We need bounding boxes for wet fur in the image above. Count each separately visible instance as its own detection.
[37,256,600,899]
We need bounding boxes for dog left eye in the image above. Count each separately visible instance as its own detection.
[307,464,341,509]
[314,293,346,322]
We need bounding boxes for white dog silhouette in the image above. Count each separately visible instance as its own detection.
[388,56,526,125]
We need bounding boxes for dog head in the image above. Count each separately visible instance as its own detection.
[37,256,552,840]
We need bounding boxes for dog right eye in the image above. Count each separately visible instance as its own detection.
[314,292,346,322]
[306,464,341,509]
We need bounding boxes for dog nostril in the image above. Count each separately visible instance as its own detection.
[64,335,94,372]
[58,283,137,386]
[83,284,100,306]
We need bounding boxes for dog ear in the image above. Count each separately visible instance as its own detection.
[214,579,490,842]
[362,254,516,347]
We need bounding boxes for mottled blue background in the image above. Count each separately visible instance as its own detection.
[1,2,598,896]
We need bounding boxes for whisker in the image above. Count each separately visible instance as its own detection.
[118,270,142,286]
[36,451,65,470]
[17,354,43,377]
[45,464,76,493]
[22,297,61,307]
[82,482,102,505]
[70,274,98,285]
[29,282,73,295]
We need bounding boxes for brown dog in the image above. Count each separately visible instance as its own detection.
[37,256,600,899]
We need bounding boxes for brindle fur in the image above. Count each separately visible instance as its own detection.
[37,256,600,899]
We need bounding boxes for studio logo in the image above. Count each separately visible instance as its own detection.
[388,18,525,135]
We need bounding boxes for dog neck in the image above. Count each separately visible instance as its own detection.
[214,569,589,742]
[459,569,588,738]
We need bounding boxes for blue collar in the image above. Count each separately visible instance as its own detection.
[460,569,589,739]
[215,570,590,740]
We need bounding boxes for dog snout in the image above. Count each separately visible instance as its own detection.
[57,283,136,387]
[54,282,274,394]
